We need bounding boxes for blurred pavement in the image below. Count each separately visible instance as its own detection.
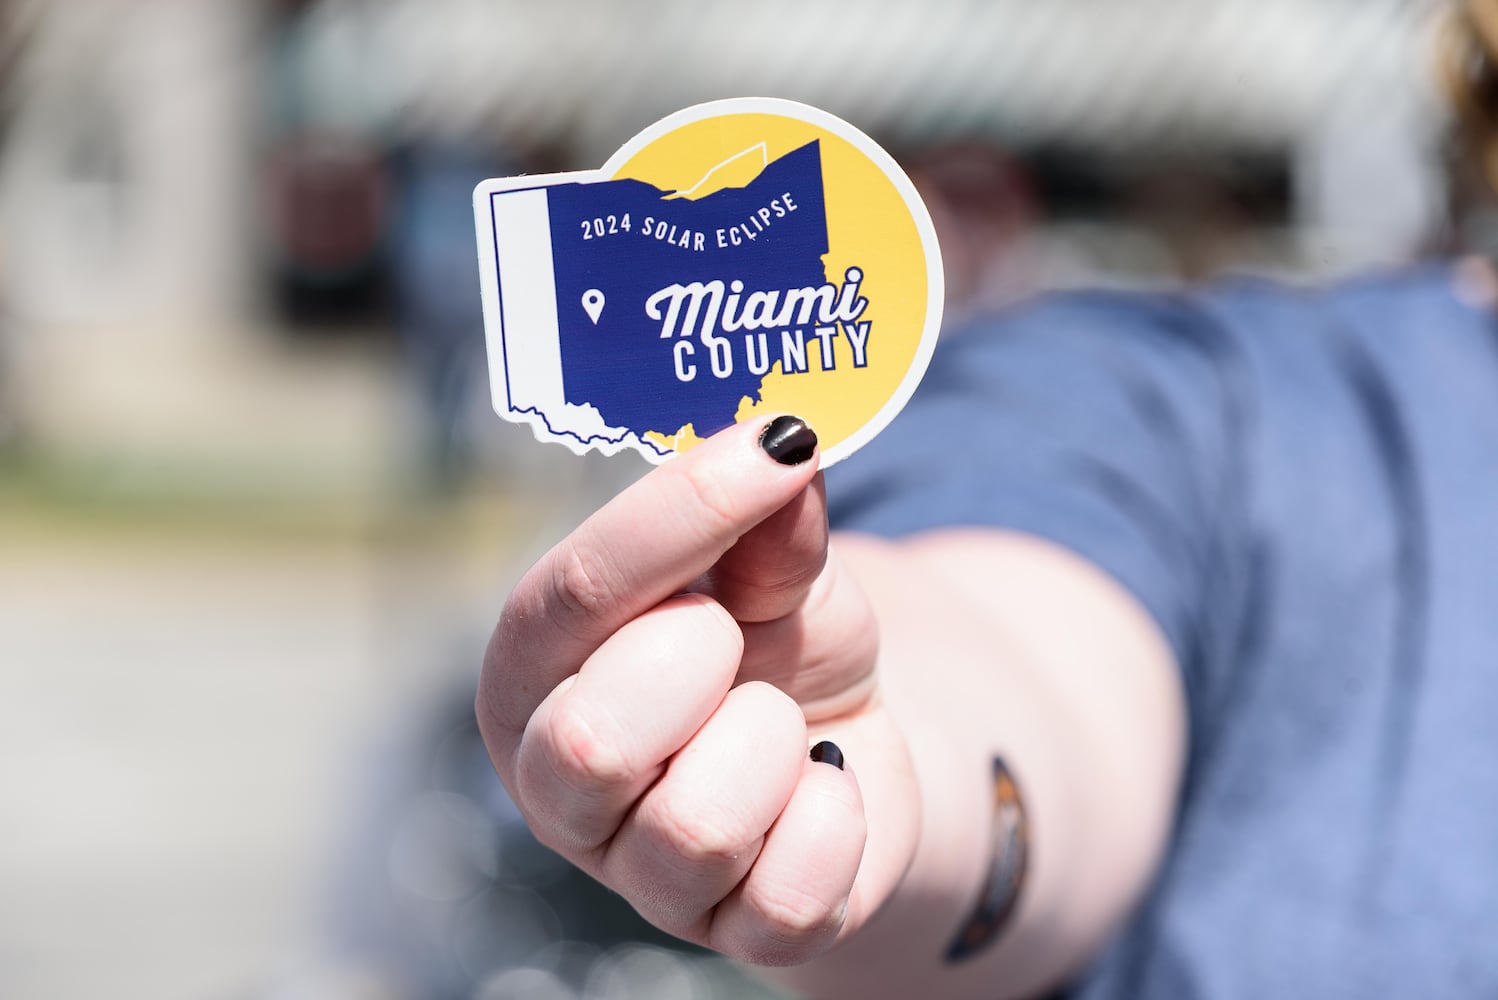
[0,483,590,999]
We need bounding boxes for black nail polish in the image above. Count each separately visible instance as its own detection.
[809,740,845,770]
[760,416,818,466]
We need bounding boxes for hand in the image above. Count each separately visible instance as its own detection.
[475,416,919,967]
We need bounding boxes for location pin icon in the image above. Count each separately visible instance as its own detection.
[582,289,605,325]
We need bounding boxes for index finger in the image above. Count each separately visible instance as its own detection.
[479,415,820,740]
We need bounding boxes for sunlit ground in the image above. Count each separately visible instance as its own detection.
[0,482,476,990]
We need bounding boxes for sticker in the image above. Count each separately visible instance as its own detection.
[472,97,944,467]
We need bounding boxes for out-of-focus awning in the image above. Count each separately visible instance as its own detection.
[288,0,1446,160]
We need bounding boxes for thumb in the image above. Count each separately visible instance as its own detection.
[698,416,829,624]
[700,415,879,720]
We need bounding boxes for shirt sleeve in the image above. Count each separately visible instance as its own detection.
[827,290,1257,679]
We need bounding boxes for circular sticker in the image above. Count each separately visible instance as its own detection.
[473,97,944,467]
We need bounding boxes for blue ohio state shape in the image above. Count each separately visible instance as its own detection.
[544,140,830,440]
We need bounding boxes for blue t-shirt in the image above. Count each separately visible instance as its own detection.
[827,265,1498,999]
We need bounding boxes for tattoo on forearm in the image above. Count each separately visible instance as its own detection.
[945,755,1029,963]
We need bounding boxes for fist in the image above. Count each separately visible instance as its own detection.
[476,417,903,966]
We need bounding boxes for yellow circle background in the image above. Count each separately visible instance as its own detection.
[610,112,932,457]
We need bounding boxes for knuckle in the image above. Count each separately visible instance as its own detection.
[679,460,740,537]
[653,797,755,868]
[718,884,845,966]
[551,541,613,621]
[747,882,844,943]
[716,556,823,612]
[768,557,827,600]
[545,703,634,793]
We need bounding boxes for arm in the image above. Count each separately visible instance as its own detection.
[771,528,1185,999]
[476,416,1186,999]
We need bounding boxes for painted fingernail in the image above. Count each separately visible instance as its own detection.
[760,416,818,466]
[809,740,845,770]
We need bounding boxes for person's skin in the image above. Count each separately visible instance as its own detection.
[476,416,1188,999]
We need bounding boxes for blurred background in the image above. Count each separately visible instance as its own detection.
[0,0,1465,997]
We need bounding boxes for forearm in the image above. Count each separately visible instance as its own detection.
[763,529,1187,1000]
